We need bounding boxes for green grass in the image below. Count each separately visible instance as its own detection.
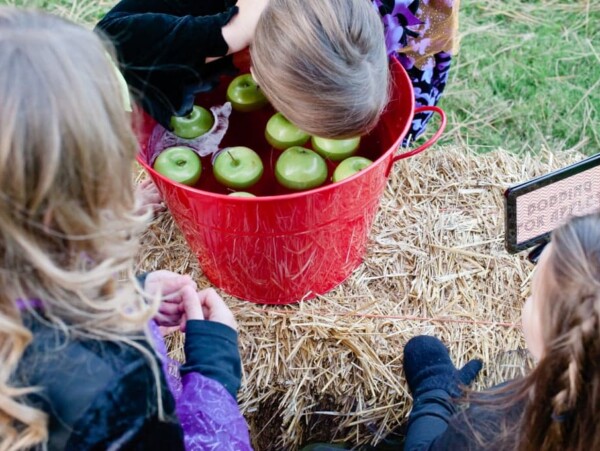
[1,0,111,25]
[440,0,600,155]
[3,0,599,156]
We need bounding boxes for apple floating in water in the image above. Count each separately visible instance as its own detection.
[311,135,361,161]
[332,156,373,183]
[265,112,310,150]
[226,73,269,112]
[213,146,264,190]
[275,146,328,191]
[228,191,256,198]
[170,105,214,139]
[153,146,202,186]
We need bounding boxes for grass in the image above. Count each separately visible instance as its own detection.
[4,0,598,157]
[2,0,111,24]
[440,0,600,155]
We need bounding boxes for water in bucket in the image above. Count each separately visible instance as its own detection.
[137,57,445,304]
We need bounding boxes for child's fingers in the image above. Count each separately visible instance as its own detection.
[136,179,163,204]
[145,272,197,298]
[155,297,183,322]
[198,288,237,330]
[158,299,181,316]
[154,312,181,327]
[199,288,225,310]
[182,286,204,321]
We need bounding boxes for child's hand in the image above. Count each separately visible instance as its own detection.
[135,179,165,215]
[144,270,197,329]
[182,288,238,331]
[220,0,270,56]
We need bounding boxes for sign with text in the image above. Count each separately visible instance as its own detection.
[505,153,600,253]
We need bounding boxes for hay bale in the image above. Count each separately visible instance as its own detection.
[137,145,583,450]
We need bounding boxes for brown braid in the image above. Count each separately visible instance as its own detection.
[467,212,600,451]
[520,213,600,450]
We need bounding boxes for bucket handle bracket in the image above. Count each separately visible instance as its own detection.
[386,105,447,176]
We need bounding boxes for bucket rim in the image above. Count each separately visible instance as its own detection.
[136,57,413,202]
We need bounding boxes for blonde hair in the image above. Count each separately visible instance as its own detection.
[470,212,600,450]
[250,0,389,139]
[0,8,158,450]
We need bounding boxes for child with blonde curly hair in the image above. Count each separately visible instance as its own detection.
[0,8,250,450]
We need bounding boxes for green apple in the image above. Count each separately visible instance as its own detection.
[170,105,214,139]
[311,135,361,161]
[228,191,256,198]
[153,146,202,186]
[213,146,264,189]
[332,156,373,183]
[226,73,269,112]
[265,113,310,150]
[275,146,328,191]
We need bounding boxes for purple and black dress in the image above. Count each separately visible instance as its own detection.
[375,0,460,142]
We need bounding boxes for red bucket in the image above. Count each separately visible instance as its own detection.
[136,57,446,304]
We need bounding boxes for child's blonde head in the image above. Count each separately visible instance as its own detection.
[250,0,389,139]
[0,8,155,449]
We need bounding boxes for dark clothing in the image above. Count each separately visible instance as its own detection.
[97,0,454,141]
[14,313,243,450]
[182,320,241,398]
[96,0,238,128]
[405,387,523,451]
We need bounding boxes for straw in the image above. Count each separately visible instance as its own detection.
[136,145,584,450]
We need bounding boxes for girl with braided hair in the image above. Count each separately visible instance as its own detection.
[402,211,600,450]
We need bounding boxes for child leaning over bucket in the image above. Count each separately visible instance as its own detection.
[95,0,458,141]
[0,8,251,450]
[401,212,600,451]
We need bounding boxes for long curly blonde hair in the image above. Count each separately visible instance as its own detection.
[0,8,158,450]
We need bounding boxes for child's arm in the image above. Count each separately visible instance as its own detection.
[179,287,241,399]
[105,0,235,18]
[403,335,482,450]
[95,0,268,128]
[171,287,251,449]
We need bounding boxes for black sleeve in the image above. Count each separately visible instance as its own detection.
[404,389,459,451]
[105,0,236,17]
[181,320,242,399]
[95,2,238,128]
[405,387,520,451]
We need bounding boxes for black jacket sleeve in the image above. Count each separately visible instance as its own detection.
[95,0,238,128]
[106,0,235,17]
[405,385,523,451]
[181,320,242,399]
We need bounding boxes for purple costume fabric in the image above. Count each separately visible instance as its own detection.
[148,321,253,450]
[374,0,455,143]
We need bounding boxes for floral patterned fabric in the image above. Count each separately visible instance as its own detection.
[149,322,253,450]
[373,0,460,141]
